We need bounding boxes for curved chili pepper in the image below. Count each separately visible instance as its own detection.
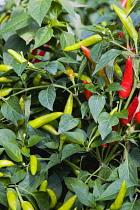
[21,201,35,210]
[0,64,13,72]
[47,189,57,209]
[80,45,96,67]
[7,190,17,210]
[83,80,92,99]
[41,124,58,135]
[63,34,102,51]
[110,180,126,210]
[112,4,138,44]
[64,93,73,115]
[118,32,124,38]
[118,56,133,99]
[74,73,92,83]
[39,180,48,191]
[33,73,42,86]
[58,195,77,210]
[0,88,13,97]
[121,97,139,126]
[134,111,140,123]
[31,49,46,63]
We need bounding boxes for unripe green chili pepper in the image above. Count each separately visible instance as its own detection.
[63,34,102,51]
[114,62,123,80]
[0,88,13,97]
[112,4,138,48]
[0,172,4,177]
[41,124,58,135]
[7,49,35,68]
[39,180,48,191]
[0,76,17,83]
[58,195,77,210]
[7,189,17,210]
[110,180,126,210]
[64,93,73,115]
[21,201,34,210]
[65,64,75,78]
[28,112,63,129]
[33,73,42,86]
[17,96,25,126]
[0,64,13,72]
[47,189,57,209]
[98,67,110,86]
[110,102,119,116]
[74,73,92,83]
[30,155,37,175]
[0,160,15,167]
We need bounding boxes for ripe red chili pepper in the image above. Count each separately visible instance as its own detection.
[80,45,96,67]
[83,80,92,99]
[118,56,133,99]
[120,0,127,8]
[121,97,139,126]
[124,43,136,54]
[134,111,140,123]
[31,49,46,63]
[101,143,108,147]
[118,32,124,38]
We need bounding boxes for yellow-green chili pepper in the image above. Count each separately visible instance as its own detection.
[33,73,42,86]
[21,201,34,210]
[63,34,102,51]
[30,155,37,175]
[64,93,73,115]
[47,189,57,209]
[0,76,17,83]
[7,190,17,210]
[110,180,126,210]
[112,4,138,47]
[0,64,13,72]
[28,112,63,129]
[58,195,77,210]
[0,160,15,167]
[7,49,35,68]
[0,88,13,97]
[74,73,92,83]
[39,180,48,191]
[41,124,58,135]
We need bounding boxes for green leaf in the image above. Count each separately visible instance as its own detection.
[129,148,140,167]
[58,114,79,134]
[105,82,124,92]
[0,12,33,35]
[10,169,26,184]
[13,62,28,76]
[27,135,45,147]
[48,172,62,200]
[118,159,138,185]
[114,109,128,119]
[46,153,61,170]
[43,61,58,74]
[61,144,85,160]
[3,142,22,162]
[38,86,56,111]
[33,27,53,49]
[93,49,121,75]
[60,31,75,49]
[98,112,119,140]
[0,129,17,145]
[58,0,76,18]
[64,177,89,192]
[81,101,89,119]
[90,42,103,63]
[63,128,87,145]
[72,186,96,207]
[120,201,140,210]
[0,184,7,207]
[28,0,52,26]
[1,96,26,121]
[32,192,49,210]
[58,57,78,63]
[88,95,106,122]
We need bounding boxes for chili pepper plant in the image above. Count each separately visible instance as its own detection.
[0,0,140,209]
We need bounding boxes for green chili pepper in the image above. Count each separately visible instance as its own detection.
[39,180,48,191]
[112,4,138,48]
[0,76,17,83]
[74,73,92,83]
[64,93,73,115]
[0,160,15,167]
[110,180,126,210]
[33,73,42,86]
[30,155,37,175]
[58,195,77,210]
[7,49,35,68]
[0,88,13,97]
[7,189,17,210]
[63,34,102,51]
[21,201,34,210]
[114,62,123,80]
[41,124,58,135]
[28,112,63,129]
[17,96,25,126]
[0,172,4,177]
[0,64,13,72]
[47,189,57,209]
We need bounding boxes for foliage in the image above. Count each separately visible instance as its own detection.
[0,0,140,209]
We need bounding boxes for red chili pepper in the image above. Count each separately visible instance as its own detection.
[118,32,124,38]
[120,0,127,8]
[80,45,96,67]
[101,143,108,147]
[134,111,140,123]
[124,43,136,54]
[83,80,92,99]
[31,49,46,63]
[118,56,133,99]
[121,97,139,126]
